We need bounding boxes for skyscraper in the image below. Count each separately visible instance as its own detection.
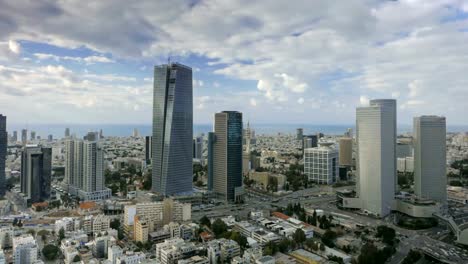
[12,131,18,142]
[21,146,52,203]
[47,134,53,142]
[413,116,447,204]
[21,129,27,145]
[30,131,36,141]
[145,136,152,165]
[356,99,396,217]
[65,139,110,201]
[152,63,193,195]
[0,115,6,197]
[65,128,70,138]
[296,128,303,141]
[210,111,243,202]
[193,136,203,160]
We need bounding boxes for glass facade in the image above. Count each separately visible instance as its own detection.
[225,111,243,201]
[0,115,6,197]
[152,63,193,195]
[21,147,52,203]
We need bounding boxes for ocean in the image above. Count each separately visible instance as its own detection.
[7,123,468,139]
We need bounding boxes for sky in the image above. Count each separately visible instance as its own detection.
[0,0,468,126]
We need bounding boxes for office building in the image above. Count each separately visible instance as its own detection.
[207,132,215,191]
[13,234,38,264]
[303,135,318,149]
[304,142,338,184]
[296,128,303,141]
[145,136,152,165]
[21,146,52,203]
[84,131,99,141]
[338,137,353,167]
[210,111,243,202]
[132,128,139,138]
[47,134,53,142]
[30,131,36,141]
[356,99,396,217]
[414,116,447,204]
[12,131,18,142]
[152,63,193,195]
[397,157,414,173]
[242,122,252,175]
[21,129,27,145]
[0,115,6,197]
[344,128,353,138]
[65,127,70,138]
[193,136,203,160]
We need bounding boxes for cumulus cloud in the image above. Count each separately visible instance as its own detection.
[0,0,467,124]
[8,40,20,54]
[250,98,257,107]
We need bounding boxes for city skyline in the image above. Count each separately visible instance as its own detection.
[0,1,468,125]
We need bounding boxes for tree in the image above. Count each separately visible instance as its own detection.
[59,227,65,242]
[321,230,337,248]
[27,229,36,237]
[319,243,325,251]
[402,250,422,264]
[278,238,292,253]
[73,255,81,262]
[328,255,344,264]
[293,229,306,245]
[12,218,18,226]
[376,226,396,246]
[311,210,317,226]
[42,244,60,260]
[212,219,228,238]
[110,219,121,230]
[200,216,211,228]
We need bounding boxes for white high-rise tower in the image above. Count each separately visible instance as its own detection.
[413,116,446,204]
[356,99,396,217]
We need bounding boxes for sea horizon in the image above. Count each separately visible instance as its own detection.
[6,123,468,139]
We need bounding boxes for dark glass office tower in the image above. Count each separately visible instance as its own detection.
[211,111,243,202]
[0,115,6,197]
[145,136,152,165]
[21,146,52,203]
[152,63,193,195]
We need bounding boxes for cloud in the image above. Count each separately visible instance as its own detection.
[34,53,114,64]
[250,98,257,107]
[297,97,304,104]
[8,40,20,54]
[1,0,468,124]
[359,95,370,106]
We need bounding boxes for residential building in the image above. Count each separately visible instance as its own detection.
[207,239,241,264]
[108,245,123,264]
[303,135,318,149]
[134,216,149,243]
[65,139,111,201]
[210,111,243,202]
[21,146,52,203]
[155,238,198,264]
[0,227,13,249]
[152,63,193,195]
[13,235,38,264]
[304,142,338,184]
[115,251,145,264]
[356,99,396,217]
[414,116,447,204]
[65,127,70,138]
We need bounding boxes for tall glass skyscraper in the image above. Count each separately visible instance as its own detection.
[0,115,6,197]
[152,63,193,195]
[21,146,52,203]
[210,111,243,202]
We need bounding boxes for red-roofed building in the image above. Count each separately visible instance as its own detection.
[271,211,290,220]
